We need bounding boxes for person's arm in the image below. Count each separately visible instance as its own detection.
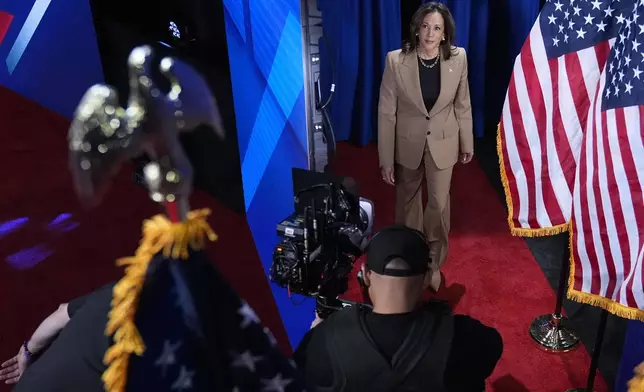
[25,303,72,354]
[0,303,71,384]
[378,51,398,180]
[292,319,334,389]
[291,329,314,370]
[454,48,473,163]
[445,315,503,391]
[0,283,106,385]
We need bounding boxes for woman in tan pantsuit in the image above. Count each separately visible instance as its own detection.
[377,2,473,291]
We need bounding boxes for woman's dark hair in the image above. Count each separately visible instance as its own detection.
[402,2,458,60]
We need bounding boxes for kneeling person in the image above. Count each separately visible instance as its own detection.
[293,225,503,391]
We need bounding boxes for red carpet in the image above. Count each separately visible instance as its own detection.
[0,86,608,391]
[332,144,609,392]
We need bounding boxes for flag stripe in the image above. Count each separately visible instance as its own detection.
[514,44,547,228]
[593,93,619,298]
[602,107,626,300]
[549,57,576,210]
[617,105,644,308]
[500,99,527,229]
[506,67,539,229]
[580,72,605,295]
[610,109,633,303]
[572,123,594,293]
[564,50,592,147]
[519,36,556,227]
[525,25,569,226]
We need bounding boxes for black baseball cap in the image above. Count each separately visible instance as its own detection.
[366,225,430,277]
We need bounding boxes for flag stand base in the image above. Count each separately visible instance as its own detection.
[529,245,581,352]
[530,313,581,352]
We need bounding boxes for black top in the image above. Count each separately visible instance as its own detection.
[418,55,441,113]
[14,283,115,392]
[292,305,503,391]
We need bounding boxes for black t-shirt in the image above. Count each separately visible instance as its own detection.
[292,306,503,392]
[418,56,441,113]
[14,283,115,392]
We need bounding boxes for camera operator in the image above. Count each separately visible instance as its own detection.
[292,225,503,391]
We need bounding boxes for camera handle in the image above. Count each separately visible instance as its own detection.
[315,296,372,319]
[294,183,332,204]
[315,269,373,319]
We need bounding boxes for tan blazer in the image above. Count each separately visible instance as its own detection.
[378,47,473,170]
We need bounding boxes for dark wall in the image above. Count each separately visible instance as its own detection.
[400,0,421,42]
[89,0,245,214]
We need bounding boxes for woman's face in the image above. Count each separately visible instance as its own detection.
[417,11,445,56]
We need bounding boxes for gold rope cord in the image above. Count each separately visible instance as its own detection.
[101,208,218,392]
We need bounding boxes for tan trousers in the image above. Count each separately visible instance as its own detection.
[395,143,453,271]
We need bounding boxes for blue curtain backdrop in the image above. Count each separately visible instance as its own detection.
[317,0,542,145]
[482,0,543,132]
[317,0,401,146]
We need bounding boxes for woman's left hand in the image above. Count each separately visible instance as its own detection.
[0,346,30,384]
[459,152,473,164]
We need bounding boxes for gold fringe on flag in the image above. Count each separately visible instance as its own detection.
[101,209,218,392]
[496,123,570,237]
[566,224,644,322]
[496,123,643,320]
[629,362,644,392]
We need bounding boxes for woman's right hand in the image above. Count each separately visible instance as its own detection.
[381,166,395,186]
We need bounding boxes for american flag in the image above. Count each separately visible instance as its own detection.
[119,252,309,391]
[498,0,644,319]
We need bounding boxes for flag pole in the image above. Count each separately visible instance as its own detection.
[566,309,609,392]
[529,243,581,352]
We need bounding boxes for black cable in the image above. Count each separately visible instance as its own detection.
[295,183,332,202]
[321,96,337,160]
[315,33,337,166]
[317,33,335,110]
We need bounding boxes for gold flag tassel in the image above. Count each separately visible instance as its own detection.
[629,362,644,392]
[101,208,218,392]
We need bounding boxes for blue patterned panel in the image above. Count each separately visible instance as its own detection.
[223,0,312,348]
[266,13,303,120]
[287,88,309,154]
[243,12,304,209]
[242,89,289,209]
[249,0,290,80]
[223,0,246,42]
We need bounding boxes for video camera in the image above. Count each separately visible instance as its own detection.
[269,169,375,318]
